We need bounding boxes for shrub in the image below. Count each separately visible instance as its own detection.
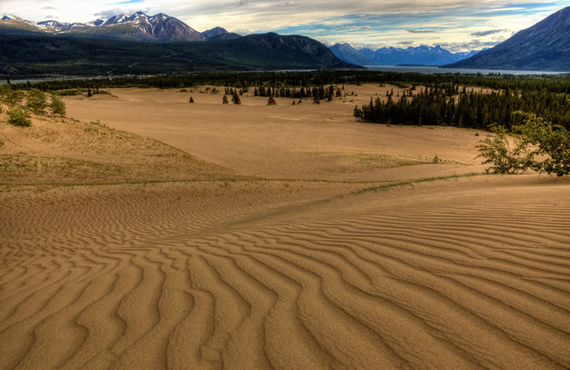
[50,94,66,115]
[477,113,570,177]
[476,123,535,174]
[515,113,570,177]
[26,88,48,114]
[267,96,276,105]
[8,106,31,127]
[0,85,25,106]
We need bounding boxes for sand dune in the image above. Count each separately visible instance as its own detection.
[1,85,569,369]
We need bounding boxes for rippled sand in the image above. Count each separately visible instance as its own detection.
[1,85,569,369]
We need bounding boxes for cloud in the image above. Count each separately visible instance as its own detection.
[1,0,565,52]
[471,29,507,37]
[335,25,374,31]
[233,28,251,34]
[406,29,435,33]
[42,6,56,10]
[115,0,143,4]
[45,14,58,19]
[272,1,301,7]
[93,7,150,19]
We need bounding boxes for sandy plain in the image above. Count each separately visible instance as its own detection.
[1,84,569,369]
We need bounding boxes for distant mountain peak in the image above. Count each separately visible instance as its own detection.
[202,26,242,41]
[332,43,480,66]
[1,14,24,21]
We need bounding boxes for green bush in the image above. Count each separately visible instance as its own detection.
[477,113,570,177]
[0,85,25,106]
[50,94,66,115]
[26,88,48,115]
[476,123,534,174]
[515,113,570,177]
[8,106,31,127]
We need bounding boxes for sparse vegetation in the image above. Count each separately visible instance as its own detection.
[477,112,570,176]
[50,94,66,115]
[26,89,48,115]
[476,123,534,174]
[8,106,32,127]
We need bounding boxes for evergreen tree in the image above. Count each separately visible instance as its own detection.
[267,96,277,105]
[232,92,241,104]
[222,95,229,104]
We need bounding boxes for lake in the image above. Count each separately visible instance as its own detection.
[364,65,567,75]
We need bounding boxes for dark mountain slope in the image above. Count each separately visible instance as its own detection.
[447,7,570,71]
[328,43,375,66]
[0,32,356,77]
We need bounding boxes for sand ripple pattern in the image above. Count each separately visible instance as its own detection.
[1,178,569,369]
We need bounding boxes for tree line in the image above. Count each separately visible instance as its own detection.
[10,70,570,95]
[354,84,570,130]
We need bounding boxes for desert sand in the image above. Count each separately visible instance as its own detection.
[1,84,569,369]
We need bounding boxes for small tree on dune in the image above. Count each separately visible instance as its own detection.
[477,112,570,177]
[50,94,66,115]
[267,96,276,105]
[8,106,31,127]
[222,95,229,104]
[26,88,48,115]
[232,92,241,105]
[189,96,194,103]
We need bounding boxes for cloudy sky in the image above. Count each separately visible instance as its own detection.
[1,0,567,51]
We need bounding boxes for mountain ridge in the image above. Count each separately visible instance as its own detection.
[329,43,481,66]
[0,31,356,77]
[446,6,570,71]
[1,12,209,42]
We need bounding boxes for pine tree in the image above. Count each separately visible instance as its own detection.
[232,92,241,105]
[267,96,277,105]
[189,96,194,103]
[222,95,229,104]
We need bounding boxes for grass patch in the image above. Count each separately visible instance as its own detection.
[346,172,485,197]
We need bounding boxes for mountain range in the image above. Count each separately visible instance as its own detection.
[0,12,355,76]
[446,6,570,71]
[1,6,569,75]
[328,43,481,66]
[1,12,218,42]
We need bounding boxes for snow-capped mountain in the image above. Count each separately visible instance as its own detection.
[358,45,480,66]
[93,11,205,42]
[1,12,205,42]
[329,43,481,66]
[1,14,26,21]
